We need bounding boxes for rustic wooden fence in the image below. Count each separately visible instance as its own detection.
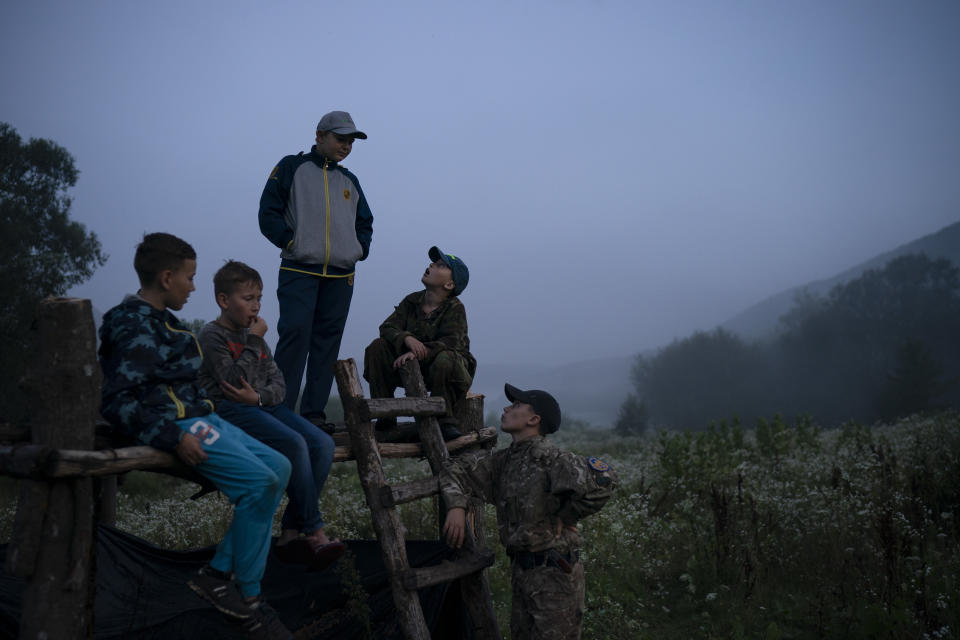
[0,298,500,639]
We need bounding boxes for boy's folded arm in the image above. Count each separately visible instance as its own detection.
[200,327,261,389]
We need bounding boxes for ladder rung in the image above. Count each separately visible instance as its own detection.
[402,549,496,591]
[365,397,447,419]
[378,475,439,508]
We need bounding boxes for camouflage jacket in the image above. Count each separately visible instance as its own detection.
[379,291,476,374]
[197,321,286,407]
[99,295,214,451]
[440,436,617,554]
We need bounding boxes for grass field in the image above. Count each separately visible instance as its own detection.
[2,412,958,639]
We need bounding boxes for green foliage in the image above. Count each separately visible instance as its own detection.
[615,393,649,436]
[630,253,960,428]
[633,328,772,429]
[7,413,957,638]
[0,122,106,424]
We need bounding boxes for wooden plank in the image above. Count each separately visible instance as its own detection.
[398,360,449,475]
[331,426,498,463]
[0,424,30,444]
[334,359,432,640]
[0,427,500,478]
[365,397,446,418]
[401,549,496,591]
[378,475,439,508]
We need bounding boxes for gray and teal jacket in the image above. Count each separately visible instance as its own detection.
[98,295,214,452]
[258,146,373,277]
[197,321,286,407]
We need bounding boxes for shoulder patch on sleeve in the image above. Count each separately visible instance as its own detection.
[587,456,609,472]
[268,166,279,180]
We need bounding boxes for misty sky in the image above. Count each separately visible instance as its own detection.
[2,1,958,369]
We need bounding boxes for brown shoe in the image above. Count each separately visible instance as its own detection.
[307,541,347,572]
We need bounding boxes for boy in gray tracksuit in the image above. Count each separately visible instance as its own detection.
[258,110,373,431]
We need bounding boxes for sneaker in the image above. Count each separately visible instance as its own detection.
[307,416,337,435]
[374,416,397,431]
[237,599,292,640]
[307,541,347,572]
[188,565,252,620]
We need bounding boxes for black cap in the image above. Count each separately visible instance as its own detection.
[504,383,561,434]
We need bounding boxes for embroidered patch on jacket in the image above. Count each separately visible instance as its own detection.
[268,166,278,180]
[587,456,610,472]
[343,189,351,200]
[347,274,354,286]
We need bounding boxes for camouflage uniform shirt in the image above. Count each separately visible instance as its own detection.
[379,291,476,375]
[99,295,214,452]
[440,436,616,554]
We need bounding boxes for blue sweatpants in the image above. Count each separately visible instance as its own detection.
[274,268,354,421]
[215,401,335,533]
[176,414,291,598]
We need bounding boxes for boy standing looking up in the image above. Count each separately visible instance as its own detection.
[363,246,475,440]
[99,233,292,639]
[258,111,373,431]
[440,384,617,640]
[197,260,345,569]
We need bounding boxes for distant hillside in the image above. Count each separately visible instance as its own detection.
[721,220,960,340]
[471,356,635,427]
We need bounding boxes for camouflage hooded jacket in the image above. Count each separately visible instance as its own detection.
[440,436,617,554]
[99,295,214,452]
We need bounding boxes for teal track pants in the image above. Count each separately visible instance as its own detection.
[176,413,291,597]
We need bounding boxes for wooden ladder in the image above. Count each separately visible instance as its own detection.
[333,358,502,640]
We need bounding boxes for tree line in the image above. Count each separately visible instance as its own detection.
[617,253,960,433]
[1,122,106,424]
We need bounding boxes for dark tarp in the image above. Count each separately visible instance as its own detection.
[0,525,474,639]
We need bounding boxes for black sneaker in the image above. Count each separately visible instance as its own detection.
[188,565,251,620]
[237,599,292,640]
[307,416,337,435]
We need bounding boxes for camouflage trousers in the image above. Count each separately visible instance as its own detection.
[510,559,585,640]
[362,338,472,421]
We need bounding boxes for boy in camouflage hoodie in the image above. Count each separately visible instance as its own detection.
[440,384,617,640]
[98,233,292,639]
[363,246,475,440]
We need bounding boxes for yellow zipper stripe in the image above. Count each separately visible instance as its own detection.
[165,321,203,359]
[165,386,186,419]
[322,164,331,276]
[279,266,355,278]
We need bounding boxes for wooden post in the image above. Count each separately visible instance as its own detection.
[334,359,432,640]
[5,298,100,639]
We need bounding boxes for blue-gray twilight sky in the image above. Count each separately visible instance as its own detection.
[2,1,959,368]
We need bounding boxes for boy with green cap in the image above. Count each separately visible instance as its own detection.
[363,246,475,440]
[440,384,617,640]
